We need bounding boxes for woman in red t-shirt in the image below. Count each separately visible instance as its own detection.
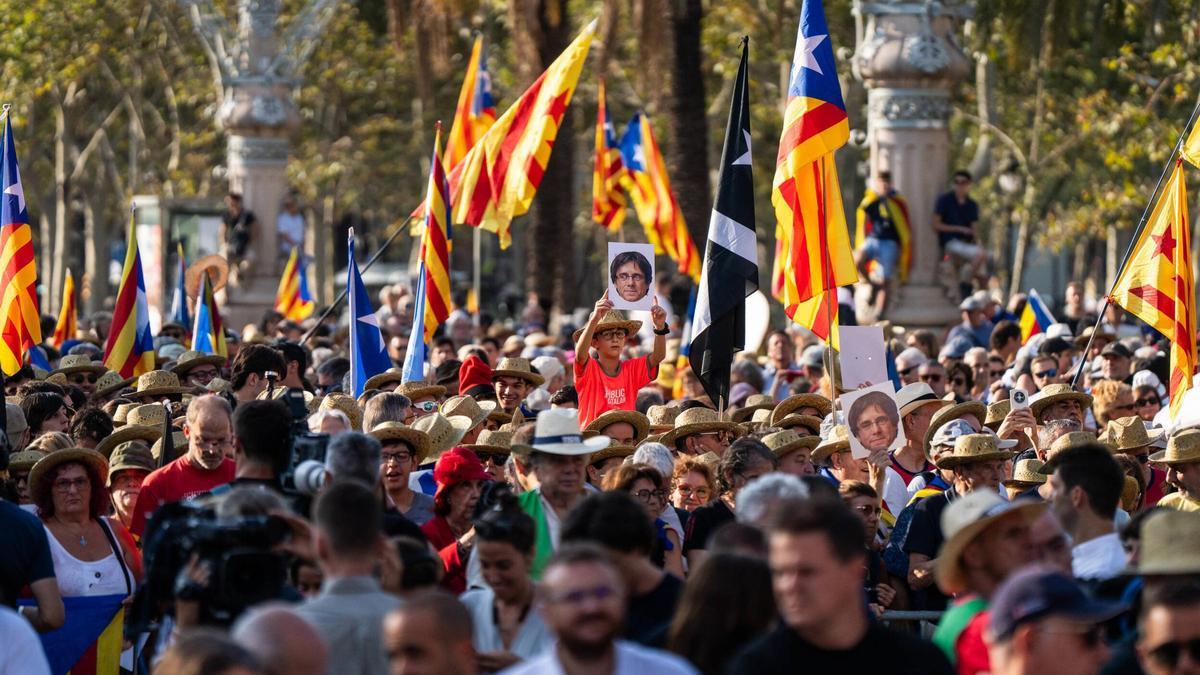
[573,291,667,427]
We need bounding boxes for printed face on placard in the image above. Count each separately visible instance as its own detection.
[607,243,655,311]
[843,382,907,460]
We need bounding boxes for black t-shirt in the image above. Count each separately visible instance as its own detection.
[222,209,258,256]
[683,500,735,554]
[861,196,900,242]
[727,621,954,675]
[0,500,55,607]
[902,489,956,610]
[934,191,979,246]
[624,572,683,647]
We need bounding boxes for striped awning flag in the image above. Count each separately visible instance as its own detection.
[0,112,42,375]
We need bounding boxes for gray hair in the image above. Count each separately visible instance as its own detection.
[308,409,351,434]
[361,392,412,432]
[1038,418,1081,449]
[326,432,383,485]
[736,473,810,526]
[216,485,289,519]
[631,443,674,480]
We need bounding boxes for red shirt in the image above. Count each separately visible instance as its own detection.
[1145,466,1168,507]
[421,515,466,594]
[956,610,991,675]
[130,456,235,537]
[574,355,655,428]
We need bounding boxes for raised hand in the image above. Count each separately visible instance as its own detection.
[650,294,667,329]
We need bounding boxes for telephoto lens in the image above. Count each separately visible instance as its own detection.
[293,459,329,496]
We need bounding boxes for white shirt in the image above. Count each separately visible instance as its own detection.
[276,210,305,250]
[499,640,698,675]
[460,587,552,660]
[1071,531,1126,581]
[0,606,49,675]
[882,467,911,517]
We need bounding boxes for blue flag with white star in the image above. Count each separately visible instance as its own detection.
[347,233,391,397]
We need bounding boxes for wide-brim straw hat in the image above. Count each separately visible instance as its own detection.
[368,422,434,465]
[585,410,650,444]
[29,447,109,497]
[491,358,545,387]
[936,432,1018,470]
[1102,416,1165,453]
[936,492,1046,594]
[151,431,188,462]
[572,310,642,342]
[1030,384,1093,420]
[412,414,474,458]
[659,407,744,448]
[107,441,156,485]
[645,405,681,433]
[762,429,820,460]
[775,414,824,436]
[185,255,229,298]
[135,370,191,398]
[320,394,362,431]
[462,429,514,456]
[170,350,227,376]
[813,425,852,462]
[93,371,135,399]
[510,408,611,457]
[985,400,1012,429]
[731,394,777,423]
[362,369,404,393]
[1003,458,1048,488]
[1149,428,1200,465]
[440,395,497,429]
[8,450,45,473]
[588,444,637,465]
[924,401,988,448]
[771,393,834,427]
[1132,509,1200,575]
[1038,431,1101,473]
[396,380,448,402]
[51,355,106,377]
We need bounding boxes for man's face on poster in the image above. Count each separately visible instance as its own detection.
[612,256,650,302]
[853,403,898,453]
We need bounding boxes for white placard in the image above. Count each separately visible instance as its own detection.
[838,325,889,389]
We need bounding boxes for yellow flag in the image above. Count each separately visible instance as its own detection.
[1183,121,1200,168]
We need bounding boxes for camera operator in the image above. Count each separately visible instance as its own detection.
[230,345,287,406]
[228,400,293,493]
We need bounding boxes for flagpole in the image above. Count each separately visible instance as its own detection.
[473,226,481,315]
[1070,95,1200,389]
[817,157,841,414]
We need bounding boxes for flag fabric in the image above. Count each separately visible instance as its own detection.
[1019,288,1057,344]
[772,0,858,330]
[347,231,391,397]
[1110,160,1196,419]
[676,284,698,369]
[168,243,190,331]
[0,113,42,375]
[689,40,759,407]
[274,247,315,321]
[445,35,497,171]
[402,272,428,384]
[791,290,841,351]
[619,112,702,281]
[20,594,125,675]
[445,21,595,249]
[103,214,155,378]
[854,189,912,282]
[1183,120,1200,169]
[191,271,227,357]
[52,268,77,348]
[592,79,627,231]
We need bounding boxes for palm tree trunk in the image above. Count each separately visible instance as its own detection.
[665,0,709,253]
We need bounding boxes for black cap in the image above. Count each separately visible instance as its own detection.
[989,566,1126,640]
[1101,342,1133,359]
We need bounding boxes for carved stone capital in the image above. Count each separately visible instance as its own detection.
[227,135,290,167]
[217,83,300,135]
[852,0,973,88]
[867,88,953,129]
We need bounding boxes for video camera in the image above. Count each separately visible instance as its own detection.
[264,372,330,498]
[127,501,290,630]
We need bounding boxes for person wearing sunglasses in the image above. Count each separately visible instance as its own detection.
[1029,355,1062,393]
[919,361,949,397]
[1139,581,1200,675]
[48,355,106,398]
[986,566,1123,675]
[1135,384,1164,422]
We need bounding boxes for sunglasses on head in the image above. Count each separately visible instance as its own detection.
[1035,368,1057,378]
[1149,638,1200,669]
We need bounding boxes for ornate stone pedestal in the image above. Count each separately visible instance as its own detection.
[853,0,973,328]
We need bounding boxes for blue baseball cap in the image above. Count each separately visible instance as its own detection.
[989,566,1126,640]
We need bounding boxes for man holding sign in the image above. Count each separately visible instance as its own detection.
[573,291,668,427]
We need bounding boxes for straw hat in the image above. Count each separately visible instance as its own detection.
[924,401,988,448]
[1149,428,1200,465]
[440,395,497,429]
[936,491,1046,594]
[1003,459,1047,488]
[51,354,106,377]
[771,393,834,427]
[499,408,527,433]
[1030,384,1093,420]
[1038,431,1100,473]
[491,358,545,387]
[184,254,229,297]
[462,429,514,457]
[368,422,434,465]
[106,441,156,486]
[813,425,852,462]
[8,450,45,473]
[46,373,68,386]
[646,405,681,433]
[762,429,820,461]
[985,400,1012,429]
[571,310,642,342]
[742,408,775,434]
[397,380,448,402]
[935,433,1018,470]
[585,410,650,444]
[510,408,611,457]
[774,414,824,436]
[319,394,362,431]
[112,402,138,427]
[170,350,226,376]
[96,404,167,458]
[134,370,191,398]
[588,445,637,465]
[488,408,513,428]
[731,394,777,423]
[362,369,404,393]
[1073,325,1115,350]
[659,407,743,448]
[1101,416,1165,453]
[206,377,232,395]
[412,413,474,460]
[1133,509,1200,575]
[94,371,135,399]
[151,430,188,462]
[29,448,109,498]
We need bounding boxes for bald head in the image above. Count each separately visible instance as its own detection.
[186,393,232,426]
[232,604,329,675]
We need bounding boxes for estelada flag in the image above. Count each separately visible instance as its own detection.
[1110,160,1195,419]
[53,268,77,348]
[103,213,155,378]
[21,594,125,675]
[771,0,858,331]
[1019,288,1056,344]
[445,35,497,171]
[274,247,315,321]
[0,112,42,375]
[592,79,627,231]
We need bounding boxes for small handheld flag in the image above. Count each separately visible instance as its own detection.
[0,110,43,375]
[275,247,315,321]
[53,268,77,348]
[348,229,392,397]
[1019,288,1057,344]
[103,211,155,378]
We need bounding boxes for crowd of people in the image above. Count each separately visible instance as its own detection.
[2,268,1199,675]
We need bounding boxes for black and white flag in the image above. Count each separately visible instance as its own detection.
[689,38,759,408]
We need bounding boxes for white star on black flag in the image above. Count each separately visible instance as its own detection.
[690,38,759,408]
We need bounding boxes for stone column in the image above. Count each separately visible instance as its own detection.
[852,0,973,327]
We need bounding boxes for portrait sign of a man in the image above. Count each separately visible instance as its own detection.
[844,384,906,459]
[607,242,655,310]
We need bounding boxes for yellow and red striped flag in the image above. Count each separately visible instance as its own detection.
[771,0,858,334]
[445,35,498,171]
[446,20,595,249]
[103,213,155,378]
[0,113,42,375]
[274,247,315,321]
[419,125,452,343]
[1110,159,1195,419]
[618,112,701,281]
[52,268,77,348]
[592,79,627,231]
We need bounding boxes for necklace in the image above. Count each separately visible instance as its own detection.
[55,517,88,546]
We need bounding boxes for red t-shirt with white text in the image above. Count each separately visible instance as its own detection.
[574,355,655,428]
[130,456,235,537]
